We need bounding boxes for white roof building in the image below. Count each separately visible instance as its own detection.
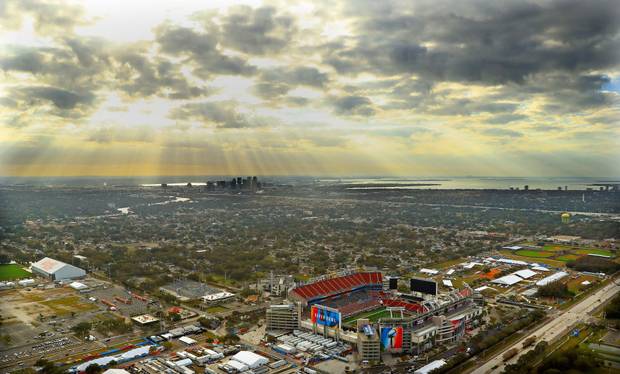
[103,370,131,374]
[179,336,197,345]
[69,281,88,290]
[532,266,550,272]
[492,274,523,286]
[31,257,85,281]
[414,359,447,374]
[512,269,537,279]
[536,271,568,286]
[442,280,454,288]
[496,258,528,266]
[420,268,439,275]
[202,291,235,303]
[231,351,269,369]
[227,360,248,372]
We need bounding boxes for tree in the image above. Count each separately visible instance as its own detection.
[72,321,92,337]
[537,280,571,298]
[84,363,102,374]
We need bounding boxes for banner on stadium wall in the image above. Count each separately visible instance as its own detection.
[311,306,340,327]
[380,327,403,350]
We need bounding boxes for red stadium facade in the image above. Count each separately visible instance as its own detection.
[289,271,383,306]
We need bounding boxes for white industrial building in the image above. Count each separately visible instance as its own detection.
[230,351,269,369]
[31,257,86,281]
[536,271,568,286]
[492,274,523,286]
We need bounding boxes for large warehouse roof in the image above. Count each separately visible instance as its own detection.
[231,351,269,369]
[492,274,523,286]
[32,257,67,274]
[31,257,86,280]
[512,269,537,279]
[536,272,568,286]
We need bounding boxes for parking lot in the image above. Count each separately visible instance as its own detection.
[88,284,155,317]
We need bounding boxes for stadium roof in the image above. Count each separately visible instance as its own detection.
[536,271,568,286]
[512,269,537,279]
[492,274,523,286]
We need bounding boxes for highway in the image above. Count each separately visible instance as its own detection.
[473,278,620,374]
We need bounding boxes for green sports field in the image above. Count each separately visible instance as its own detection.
[0,264,31,281]
[574,249,614,257]
[515,250,555,258]
[343,307,410,325]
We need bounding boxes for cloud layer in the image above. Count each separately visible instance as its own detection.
[0,0,618,176]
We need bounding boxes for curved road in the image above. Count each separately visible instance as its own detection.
[473,278,620,374]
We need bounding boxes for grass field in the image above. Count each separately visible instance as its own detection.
[343,307,407,324]
[205,305,229,313]
[427,257,467,269]
[515,250,555,258]
[575,249,614,257]
[41,296,98,315]
[0,264,31,281]
[499,251,567,268]
[557,255,580,262]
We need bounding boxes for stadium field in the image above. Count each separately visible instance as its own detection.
[515,250,554,258]
[0,264,31,281]
[343,307,409,325]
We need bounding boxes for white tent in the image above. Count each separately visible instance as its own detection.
[536,272,568,286]
[231,351,269,369]
[492,274,522,286]
[420,268,439,275]
[415,359,447,374]
[512,269,537,279]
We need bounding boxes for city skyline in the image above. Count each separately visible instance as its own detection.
[1,0,619,177]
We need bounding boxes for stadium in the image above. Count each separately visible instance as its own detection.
[287,270,483,357]
[289,271,429,328]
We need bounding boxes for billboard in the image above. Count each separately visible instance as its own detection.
[311,306,340,327]
[410,277,437,296]
[380,327,403,351]
[388,277,399,290]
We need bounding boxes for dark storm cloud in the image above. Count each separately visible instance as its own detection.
[114,51,210,99]
[332,0,620,83]
[325,0,620,116]
[170,101,266,129]
[253,66,328,101]
[485,113,527,124]
[0,37,209,126]
[155,24,256,78]
[332,95,375,116]
[18,86,94,110]
[220,6,296,55]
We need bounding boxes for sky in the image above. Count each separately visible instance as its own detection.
[0,0,619,177]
